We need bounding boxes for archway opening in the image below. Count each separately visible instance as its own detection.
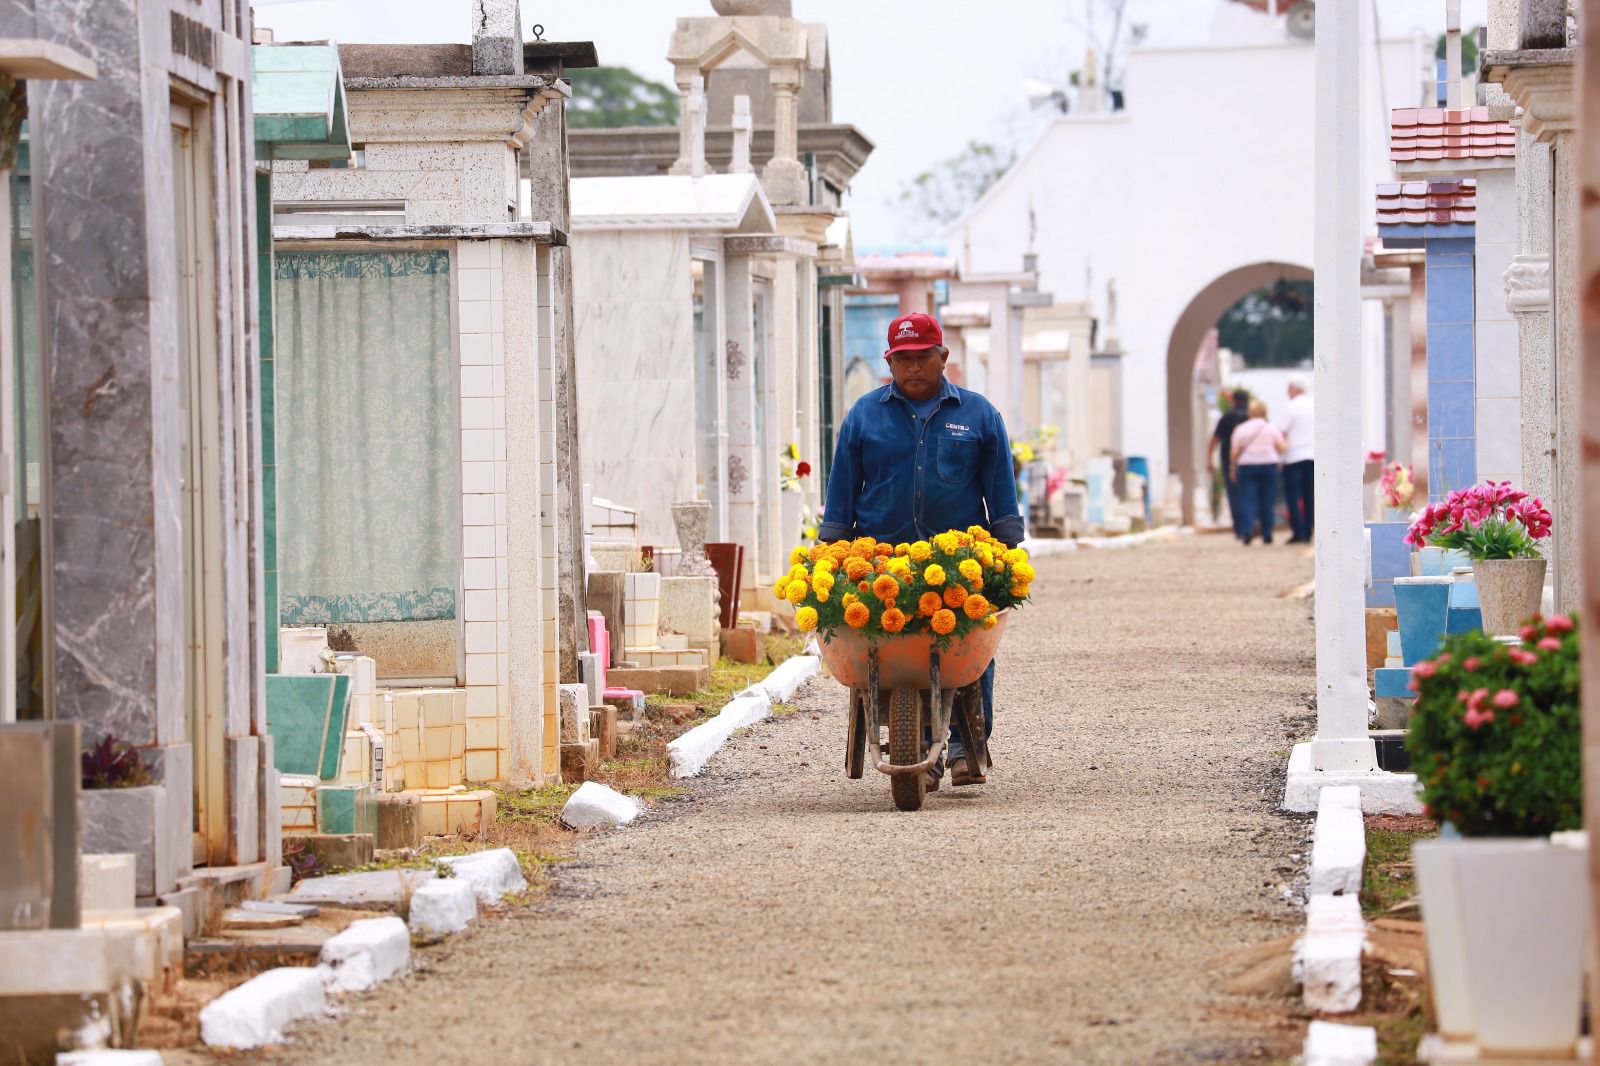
[1165,262,1313,527]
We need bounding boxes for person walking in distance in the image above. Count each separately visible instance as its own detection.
[1207,389,1251,541]
[1279,375,1315,543]
[1230,399,1288,545]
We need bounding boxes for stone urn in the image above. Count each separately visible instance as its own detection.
[1474,557,1547,635]
[671,500,714,578]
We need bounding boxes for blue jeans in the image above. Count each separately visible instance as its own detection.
[1234,464,1278,543]
[1282,459,1314,542]
[947,660,995,760]
[1223,465,1247,539]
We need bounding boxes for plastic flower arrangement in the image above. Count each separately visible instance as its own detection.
[1378,461,1413,510]
[774,528,1034,646]
[1405,613,1580,835]
[779,442,812,492]
[1404,480,1551,561]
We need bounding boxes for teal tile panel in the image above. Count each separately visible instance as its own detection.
[266,673,351,780]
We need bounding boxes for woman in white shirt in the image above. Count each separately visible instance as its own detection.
[1230,400,1289,545]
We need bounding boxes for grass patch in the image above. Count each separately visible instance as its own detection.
[1361,815,1437,918]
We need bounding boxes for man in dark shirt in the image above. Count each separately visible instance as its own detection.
[1207,389,1251,542]
[820,312,1022,786]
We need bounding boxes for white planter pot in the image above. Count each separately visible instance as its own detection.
[1415,837,1587,1054]
[1474,557,1547,636]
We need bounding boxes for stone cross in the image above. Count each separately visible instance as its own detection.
[730,94,754,175]
[688,74,707,179]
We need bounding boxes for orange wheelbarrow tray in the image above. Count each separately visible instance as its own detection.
[816,612,1007,690]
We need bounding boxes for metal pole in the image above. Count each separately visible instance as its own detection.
[1310,0,1377,772]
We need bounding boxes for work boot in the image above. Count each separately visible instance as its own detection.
[948,745,989,787]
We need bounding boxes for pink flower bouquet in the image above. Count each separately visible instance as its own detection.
[1404,480,1551,561]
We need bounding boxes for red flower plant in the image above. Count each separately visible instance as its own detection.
[796,461,812,477]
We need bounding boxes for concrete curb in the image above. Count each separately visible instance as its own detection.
[318,917,410,994]
[1302,1020,1378,1065]
[438,848,527,905]
[667,654,822,779]
[198,967,327,1048]
[408,878,477,939]
[1309,786,1366,897]
[1294,784,1369,1016]
[1283,742,1422,815]
[57,1052,166,1066]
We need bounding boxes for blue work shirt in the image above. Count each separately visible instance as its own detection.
[819,379,1024,547]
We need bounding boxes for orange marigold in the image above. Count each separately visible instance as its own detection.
[844,601,871,629]
[845,557,873,582]
[943,584,968,609]
[873,542,894,558]
[930,609,958,635]
[917,592,943,617]
[857,580,871,593]
[809,544,827,562]
[872,574,900,602]
[963,594,991,620]
[880,607,907,633]
[851,537,876,556]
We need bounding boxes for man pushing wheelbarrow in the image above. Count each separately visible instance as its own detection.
[787,312,1032,811]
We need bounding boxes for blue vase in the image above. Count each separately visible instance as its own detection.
[1394,576,1452,665]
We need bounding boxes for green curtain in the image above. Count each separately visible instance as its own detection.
[275,250,456,622]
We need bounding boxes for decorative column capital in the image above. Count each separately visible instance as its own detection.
[1504,252,1552,313]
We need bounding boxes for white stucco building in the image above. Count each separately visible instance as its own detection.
[944,3,1430,520]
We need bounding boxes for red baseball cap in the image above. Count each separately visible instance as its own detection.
[885,312,943,355]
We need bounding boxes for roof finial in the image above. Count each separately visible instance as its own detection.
[730,95,754,175]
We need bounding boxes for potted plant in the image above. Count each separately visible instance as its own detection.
[1405,480,1551,635]
[79,734,169,899]
[1405,615,1584,1054]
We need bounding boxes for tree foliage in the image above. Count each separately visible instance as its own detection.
[1435,27,1482,73]
[567,66,678,129]
[896,140,1016,231]
[1215,280,1314,369]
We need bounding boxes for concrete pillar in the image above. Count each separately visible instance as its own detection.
[762,63,807,205]
[471,0,522,76]
[724,253,759,599]
[1306,0,1377,775]
[1551,134,1581,610]
[525,93,588,684]
[504,240,546,788]
[1507,132,1554,511]
[669,66,698,177]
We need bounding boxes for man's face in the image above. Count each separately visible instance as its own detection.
[885,346,948,402]
[1288,385,1304,399]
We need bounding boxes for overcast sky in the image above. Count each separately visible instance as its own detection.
[256,0,1488,246]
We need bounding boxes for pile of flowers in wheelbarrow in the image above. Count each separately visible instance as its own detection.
[774,527,1034,643]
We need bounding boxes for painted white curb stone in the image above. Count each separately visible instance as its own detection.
[1302,1020,1378,1065]
[561,781,643,829]
[408,878,478,939]
[438,848,526,905]
[1283,742,1423,815]
[1309,785,1366,897]
[756,653,820,702]
[318,917,410,993]
[58,1052,166,1066]
[199,966,326,1048]
[668,691,772,778]
[1295,894,1367,1014]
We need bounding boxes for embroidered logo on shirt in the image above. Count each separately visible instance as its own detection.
[945,422,971,432]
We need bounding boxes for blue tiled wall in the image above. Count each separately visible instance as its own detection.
[1424,236,1477,500]
[842,294,899,381]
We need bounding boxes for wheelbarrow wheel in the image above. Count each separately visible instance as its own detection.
[888,687,926,812]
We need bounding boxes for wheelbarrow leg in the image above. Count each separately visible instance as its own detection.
[845,688,866,779]
[955,681,991,778]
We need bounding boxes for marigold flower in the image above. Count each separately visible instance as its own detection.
[845,558,873,582]
[815,557,835,574]
[933,532,960,554]
[874,542,894,558]
[844,602,871,629]
[813,571,835,593]
[795,606,818,632]
[1009,583,1031,598]
[842,592,859,608]
[924,564,946,586]
[976,546,994,566]
[790,546,810,566]
[790,563,809,581]
[958,559,984,584]
[887,557,912,579]
[872,574,900,602]
[851,537,876,556]
[786,582,807,605]
[881,608,907,633]
[816,589,830,603]
[930,609,957,635]
[809,545,827,562]
[967,525,988,540]
[963,594,991,620]
[1011,562,1036,584]
[943,584,968,609]
[827,543,851,564]
[1003,548,1027,566]
[858,580,871,593]
[918,592,942,617]
[895,543,912,557]
[908,541,932,562]
[981,613,998,629]
[775,578,790,599]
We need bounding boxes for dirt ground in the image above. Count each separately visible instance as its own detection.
[249,534,1320,1065]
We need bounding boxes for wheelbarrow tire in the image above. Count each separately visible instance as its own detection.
[888,687,926,812]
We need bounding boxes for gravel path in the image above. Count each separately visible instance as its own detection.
[262,535,1317,1065]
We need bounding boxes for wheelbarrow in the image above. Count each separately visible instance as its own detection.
[816,615,1007,812]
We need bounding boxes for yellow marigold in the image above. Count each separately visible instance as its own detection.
[908,541,932,562]
[816,588,830,603]
[958,559,984,584]
[1012,562,1036,583]
[786,581,808,605]
[895,542,912,557]
[963,594,991,620]
[845,557,873,582]
[917,592,943,617]
[881,607,907,633]
[774,578,790,599]
[933,532,960,555]
[872,574,900,602]
[955,532,972,547]
[967,525,989,540]
[886,559,912,581]
[815,557,835,574]
[943,584,968,609]
[795,606,818,631]
[977,546,994,567]
[790,546,810,566]
[813,572,835,593]
[1010,583,1031,598]
[930,608,957,635]
[873,542,894,558]
[924,564,946,586]
[789,563,809,581]
[1003,548,1028,566]
[844,601,871,629]
[842,592,859,608]
[981,613,998,629]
